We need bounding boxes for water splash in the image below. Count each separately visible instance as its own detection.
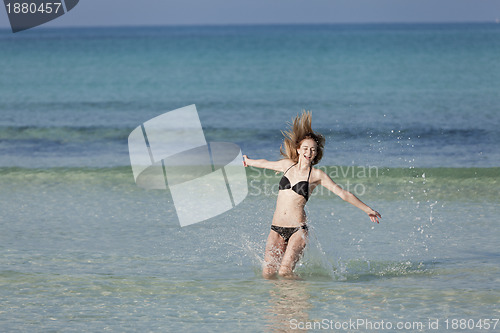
[297,224,338,280]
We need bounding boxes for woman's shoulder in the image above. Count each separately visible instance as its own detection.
[310,165,328,181]
[281,159,297,171]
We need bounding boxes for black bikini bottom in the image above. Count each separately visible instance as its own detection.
[271,225,308,243]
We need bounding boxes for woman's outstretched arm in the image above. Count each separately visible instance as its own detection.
[242,155,289,172]
[317,169,381,223]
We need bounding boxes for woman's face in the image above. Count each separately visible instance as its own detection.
[297,138,317,164]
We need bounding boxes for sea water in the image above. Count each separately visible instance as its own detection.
[0,23,499,332]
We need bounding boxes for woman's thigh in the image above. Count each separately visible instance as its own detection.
[279,229,307,273]
[263,231,286,268]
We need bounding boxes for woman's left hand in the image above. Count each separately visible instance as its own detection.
[368,210,381,224]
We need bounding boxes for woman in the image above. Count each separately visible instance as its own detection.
[243,111,381,279]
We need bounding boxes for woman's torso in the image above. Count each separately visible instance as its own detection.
[272,163,315,227]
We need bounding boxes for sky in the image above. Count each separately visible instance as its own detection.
[1,0,500,29]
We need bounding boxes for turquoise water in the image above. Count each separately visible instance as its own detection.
[1,24,499,331]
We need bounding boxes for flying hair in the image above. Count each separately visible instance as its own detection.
[280,110,325,165]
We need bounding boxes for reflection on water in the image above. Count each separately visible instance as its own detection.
[264,279,312,332]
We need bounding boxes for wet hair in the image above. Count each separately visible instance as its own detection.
[280,110,325,165]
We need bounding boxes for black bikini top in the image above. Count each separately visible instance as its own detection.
[278,163,312,200]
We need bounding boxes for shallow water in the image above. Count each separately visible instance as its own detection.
[0,167,498,331]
